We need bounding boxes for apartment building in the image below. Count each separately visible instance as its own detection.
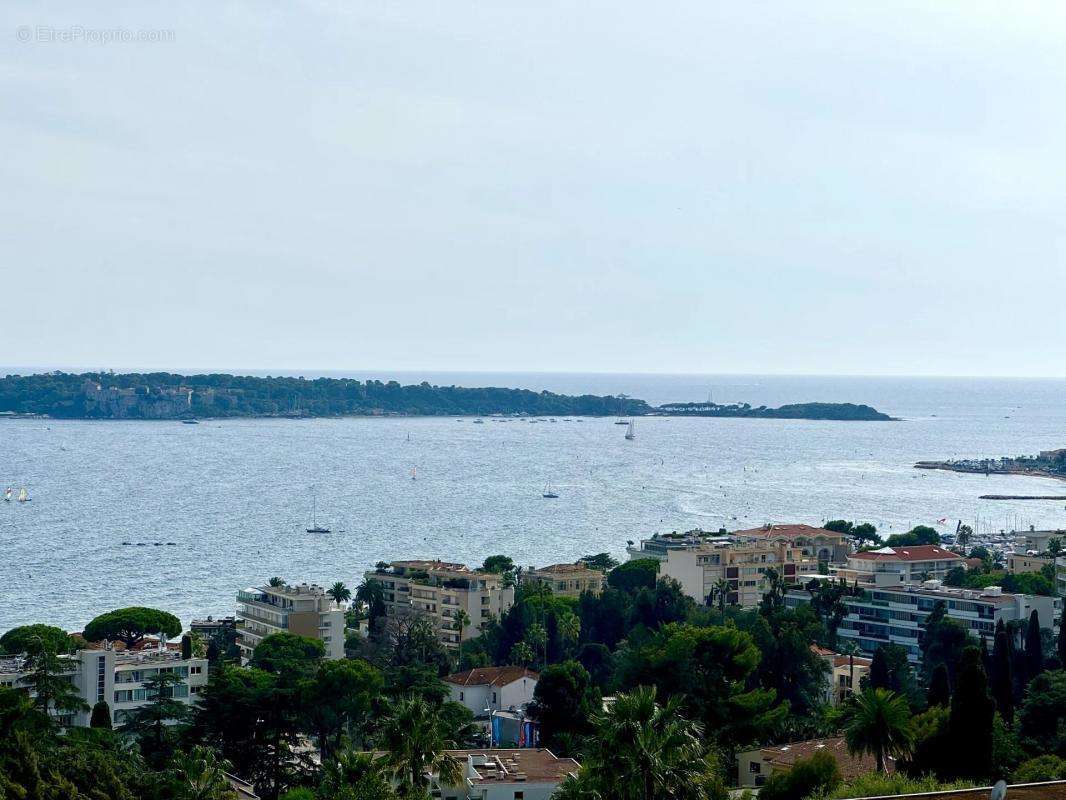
[522,563,607,597]
[810,645,872,706]
[366,561,514,650]
[235,581,345,661]
[661,526,851,608]
[786,580,1059,663]
[0,645,208,728]
[831,545,965,587]
[626,529,730,561]
[1008,527,1064,575]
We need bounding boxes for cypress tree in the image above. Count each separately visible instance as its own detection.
[90,700,112,729]
[181,634,192,661]
[1058,614,1066,668]
[991,629,1014,726]
[1024,610,1044,680]
[980,634,992,677]
[947,646,994,781]
[927,662,951,707]
[869,647,891,690]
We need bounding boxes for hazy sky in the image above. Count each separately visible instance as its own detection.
[3,2,1065,376]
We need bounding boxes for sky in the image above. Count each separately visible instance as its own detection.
[2,2,1066,377]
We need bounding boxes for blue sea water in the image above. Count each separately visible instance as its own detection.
[1,372,1065,632]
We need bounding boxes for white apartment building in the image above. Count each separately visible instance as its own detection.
[831,545,965,587]
[786,580,1059,663]
[433,749,580,800]
[0,645,208,728]
[236,582,346,661]
[366,561,514,650]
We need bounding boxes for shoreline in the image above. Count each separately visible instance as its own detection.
[915,461,1066,484]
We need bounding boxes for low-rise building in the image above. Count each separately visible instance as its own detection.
[626,529,731,561]
[522,563,607,597]
[738,737,892,790]
[366,561,514,651]
[1008,526,1064,575]
[190,615,237,639]
[235,582,345,661]
[810,645,872,705]
[445,666,539,720]
[0,645,208,728]
[786,580,1059,663]
[831,545,965,587]
[435,749,580,800]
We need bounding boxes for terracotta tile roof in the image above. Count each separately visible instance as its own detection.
[530,563,601,575]
[851,545,962,562]
[443,666,539,687]
[836,781,1066,799]
[760,737,894,781]
[735,524,848,540]
[445,749,580,785]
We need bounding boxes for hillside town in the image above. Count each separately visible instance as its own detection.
[3,519,1066,799]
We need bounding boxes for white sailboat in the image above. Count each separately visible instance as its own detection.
[410,467,417,481]
[3,488,11,502]
[624,420,635,440]
[306,486,329,533]
[542,482,559,499]
[17,487,29,502]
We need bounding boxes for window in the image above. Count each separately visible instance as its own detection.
[190,666,203,675]
[749,762,761,774]
[513,793,524,800]
[114,690,133,703]
[492,692,497,704]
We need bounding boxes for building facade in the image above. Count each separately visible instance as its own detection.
[366,561,514,650]
[831,545,965,587]
[522,563,607,597]
[810,645,872,706]
[787,580,1059,663]
[445,667,539,717]
[0,646,208,728]
[433,749,580,800]
[660,523,853,608]
[236,582,346,661]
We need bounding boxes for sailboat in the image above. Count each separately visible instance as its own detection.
[306,486,330,533]
[17,487,29,502]
[624,420,635,440]
[410,467,417,481]
[3,488,11,502]
[542,482,559,499]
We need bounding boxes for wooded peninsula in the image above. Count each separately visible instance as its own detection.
[0,372,893,421]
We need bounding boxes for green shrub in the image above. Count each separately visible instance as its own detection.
[1014,754,1066,783]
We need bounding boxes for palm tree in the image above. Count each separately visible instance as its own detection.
[581,686,720,800]
[169,746,237,800]
[711,579,731,611]
[268,576,285,588]
[356,578,387,632]
[379,696,463,798]
[320,749,397,800]
[557,611,581,658]
[327,581,352,607]
[844,688,914,772]
[453,610,471,670]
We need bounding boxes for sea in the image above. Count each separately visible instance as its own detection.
[2,372,1066,633]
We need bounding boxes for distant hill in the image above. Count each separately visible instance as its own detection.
[0,372,893,421]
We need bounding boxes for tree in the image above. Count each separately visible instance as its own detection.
[1025,609,1044,679]
[920,602,968,683]
[886,525,940,547]
[580,553,619,572]
[82,607,182,648]
[869,648,891,690]
[305,658,383,759]
[556,611,581,659]
[927,663,951,707]
[379,696,463,799]
[481,555,515,574]
[956,524,974,549]
[169,745,238,800]
[355,578,387,632]
[318,749,398,800]
[709,578,731,612]
[268,577,285,587]
[760,750,841,800]
[578,686,727,800]
[125,671,192,766]
[823,520,854,534]
[844,688,914,773]
[851,522,881,546]
[249,632,324,676]
[90,700,112,729]
[1059,616,1066,668]
[758,567,785,616]
[1018,670,1066,757]
[327,582,351,606]
[453,610,471,671]
[1014,754,1066,783]
[945,646,995,781]
[991,629,1014,726]
[18,635,88,723]
[509,641,535,667]
[607,559,659,594]
[528,661,600,754]
[0,624,73,655]
[1047,538,1063,559]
